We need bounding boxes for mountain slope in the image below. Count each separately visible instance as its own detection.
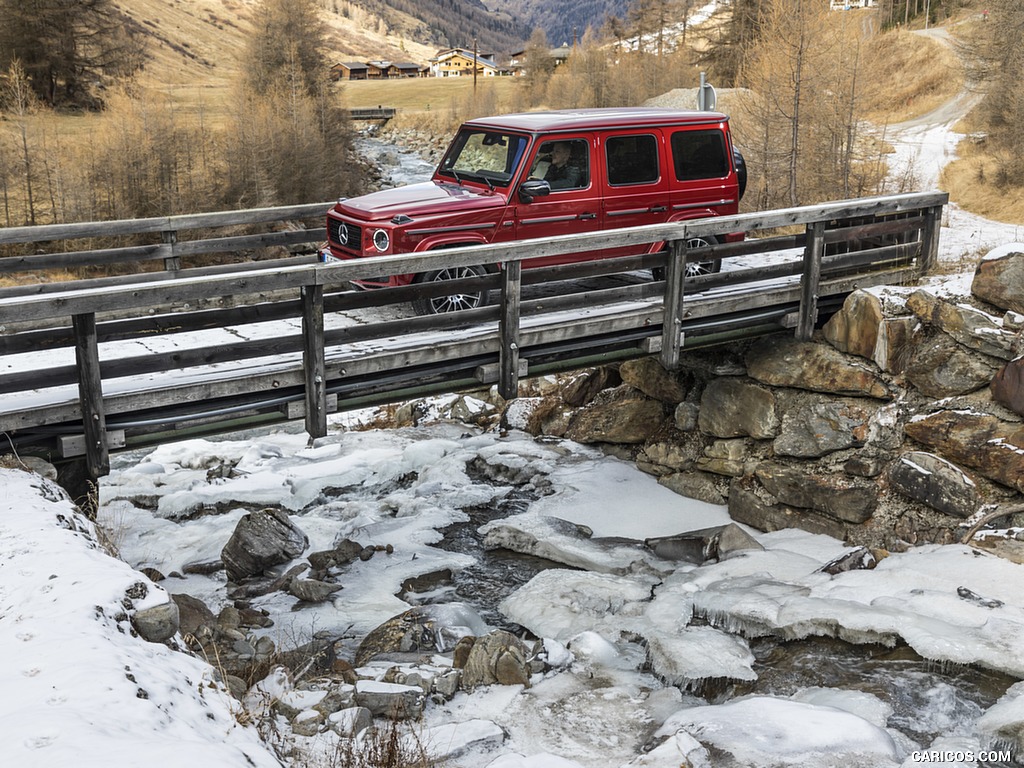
[484,0,634,47]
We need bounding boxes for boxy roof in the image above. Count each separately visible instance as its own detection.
[463,107,729,133]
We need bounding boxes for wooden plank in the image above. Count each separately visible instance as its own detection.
[72,313,109,478]
[162,230,181,272]
[499,261,523,399]
[0,265,922,434]
[918,205,942,274]
[301,284,327,438]
[660,238,687,370]
[796,221,825,341]
[0,202,332,245]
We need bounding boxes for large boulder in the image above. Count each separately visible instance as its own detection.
[457,630,537,689]
[903,334,1001,397]
[698,377,779,439]
[874,316,920,374]
[355,604,487,666]
[728,478,848,539]
[754,462,878,523]
[561,366,621,407]
[131,599,180,643]
[221,508,309,583]
[992,358,1024,416]
[565,387,665,444]
[644,523,763,563]
[904,410,1024,494]
[773,394,875,458]
[619,357,689,403]
[906,290,1018,360]
[972,246,1024,314]
[746,337,892,399]
[822,289,884,359]
[888,451,980,518]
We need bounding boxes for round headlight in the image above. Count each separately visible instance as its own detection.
[372,229,390,252]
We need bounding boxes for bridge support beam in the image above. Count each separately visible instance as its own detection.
[660,239,688,371]
[301,285,328,439]
[796,221,825,341]
[72,312,109,483]
[919,205,942,274]
[499,262,522,400]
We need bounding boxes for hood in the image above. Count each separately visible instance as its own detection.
[333,180,508,222]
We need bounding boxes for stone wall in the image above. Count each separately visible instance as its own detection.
[504,248,1024,550]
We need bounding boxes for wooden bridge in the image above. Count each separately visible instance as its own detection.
[347,107,397,121]
[0,191,946,493]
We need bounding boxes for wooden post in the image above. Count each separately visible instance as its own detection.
[660,239,687,370]
[796,221,825,341]
[162,229,181,271]
[498,262,522,400]
[918,204,942,275]
[301,284,327,439]
[72,312,109,479]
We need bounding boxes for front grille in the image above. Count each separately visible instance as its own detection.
[328,218,362,254]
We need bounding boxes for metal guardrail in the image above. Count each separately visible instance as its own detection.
[0,192,947,482]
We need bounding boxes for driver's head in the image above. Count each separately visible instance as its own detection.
[551,142,571,166]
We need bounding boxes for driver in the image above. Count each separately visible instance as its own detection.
[544,142,582,190]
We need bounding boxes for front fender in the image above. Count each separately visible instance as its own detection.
[412,234,491,253]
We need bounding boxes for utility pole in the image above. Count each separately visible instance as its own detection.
[473,38,478,96]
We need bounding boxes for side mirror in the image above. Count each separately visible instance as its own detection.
[519,179,551,203]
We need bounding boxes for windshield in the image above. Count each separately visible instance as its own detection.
[437,129,529,187]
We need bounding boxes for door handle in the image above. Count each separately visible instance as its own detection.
[578,212,597,220]
[649,205,667,213]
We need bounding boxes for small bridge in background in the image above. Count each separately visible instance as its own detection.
[0,191,947,495]
[347,107,397,121]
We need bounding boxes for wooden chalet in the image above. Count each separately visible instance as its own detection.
[429,48,502,78]
[331,62,369,81]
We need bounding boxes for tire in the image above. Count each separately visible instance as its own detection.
[411,264,492,315]
[685,235,721,277]
[652,235,720,281]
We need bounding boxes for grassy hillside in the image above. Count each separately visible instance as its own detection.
[114,0,443,118]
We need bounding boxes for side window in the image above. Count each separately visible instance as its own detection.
[670,129,729,181]
[529,138,589,191]
[606,134,660,186]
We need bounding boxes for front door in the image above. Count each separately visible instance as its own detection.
[515,136,601,267]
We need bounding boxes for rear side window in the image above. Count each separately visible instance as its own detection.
[606,134,660,186]
[670,129,729,181]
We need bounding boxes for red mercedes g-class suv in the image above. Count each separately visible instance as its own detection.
[323,107,746,314]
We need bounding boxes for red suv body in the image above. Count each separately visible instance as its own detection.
[324,107,746,313]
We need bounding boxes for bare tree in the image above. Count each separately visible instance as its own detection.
[0,61,40,224]
[521,29,557,105]
[740,0,872,208]
[963,0,1024,184]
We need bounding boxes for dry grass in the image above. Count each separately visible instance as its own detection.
[941,139,1024,224]
[860,28,962,124]
[341,77,516,113]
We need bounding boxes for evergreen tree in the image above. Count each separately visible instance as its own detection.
[0,0,143,108]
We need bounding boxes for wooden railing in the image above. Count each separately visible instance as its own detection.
[0,202,330,283]
[0,191,947,482]
[347,108,397,120]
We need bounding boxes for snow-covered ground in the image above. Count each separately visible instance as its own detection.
[4,33,1024,767]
